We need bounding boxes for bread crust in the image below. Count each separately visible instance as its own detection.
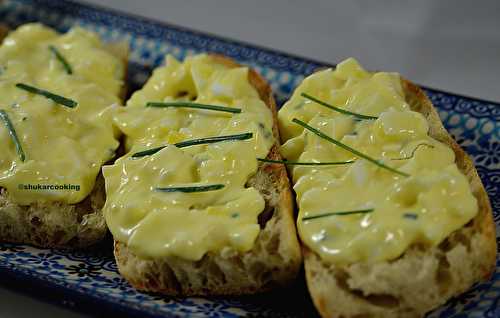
[304,78,497,318]
[0,26,129,248]
[113,54,302,296]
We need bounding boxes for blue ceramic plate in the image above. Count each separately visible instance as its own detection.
[0,0,498,317]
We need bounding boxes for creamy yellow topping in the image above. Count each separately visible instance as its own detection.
[103,54,274,260]
[279,58,477,264]
[0,23,124,205]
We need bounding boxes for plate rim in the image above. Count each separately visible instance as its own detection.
[0,260,173,318]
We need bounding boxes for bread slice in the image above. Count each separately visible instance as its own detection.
[304,78,497,318]
[113,54,302,296]
[0,25,129,248]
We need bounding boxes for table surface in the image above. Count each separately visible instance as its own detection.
[1,0,499,317]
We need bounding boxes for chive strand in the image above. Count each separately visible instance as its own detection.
[257,158,354,166]
[146,101,241,114]
[49,45,73,75]
[301,93,378,120]
[302,208,374,221]
[403,213,418,220]
[174,132,252,148]
[155,184,224,193]
[0,110,25,162]
[292,118,409,177]
[391,143,435,161]
[131,145,166,158]
[131,132,253,158]
[16,83,77,108]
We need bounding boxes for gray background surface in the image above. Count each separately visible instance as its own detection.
[1,0,499,317]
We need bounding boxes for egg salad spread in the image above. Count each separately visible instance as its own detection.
[0,23,124,205]
[103,54,275,260]
[279,58,477,264]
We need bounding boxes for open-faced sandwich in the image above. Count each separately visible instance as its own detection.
[0,23,127,248]
[278,58,496,317]
[103,53,302,295]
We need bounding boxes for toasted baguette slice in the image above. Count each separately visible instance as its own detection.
[114,54,302,296]
[304,79,496,318]
[0,25,129,248]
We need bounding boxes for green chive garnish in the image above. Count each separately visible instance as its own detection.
[301,93,378,120]
[16,83,77,108]
[257,158,354,166]
[174,133,252,148]
[391,143,435,161]
[49,45,73,75]
[403,213,418,220]
[131,132,253,158]
[131,146,165,158]
[0,110,25,162]
[155,184,224,193]
[302,208,374,221]
[146,101,241,114]
[292,118,409,177]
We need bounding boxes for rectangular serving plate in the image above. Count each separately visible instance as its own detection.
[0,0,499,317]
